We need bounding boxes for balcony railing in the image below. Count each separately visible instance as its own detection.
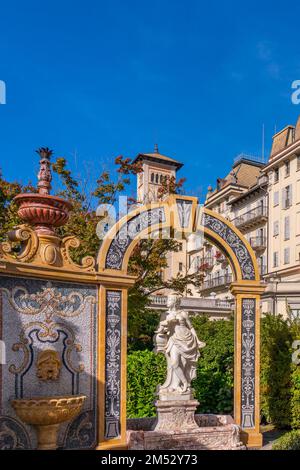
[149,295,233,311]
[249,236,267,250]
[202,274,233,290]
[232,205,267,230]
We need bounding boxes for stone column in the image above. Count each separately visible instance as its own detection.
[96,281,131,450]
[230,282,265,448]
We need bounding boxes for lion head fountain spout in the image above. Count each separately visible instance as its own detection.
[14,148,72,236]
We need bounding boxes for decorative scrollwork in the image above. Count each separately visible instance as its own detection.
[61,235,96,272]
[1,281,96,324]
[0,417,30,450]
[241,298,256,428]
[64,410,95,449]
[105,207,166,269]
[0,225,39,263]
[202,213,255,280]
[104,290,121,439]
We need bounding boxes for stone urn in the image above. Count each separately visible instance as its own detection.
[11,395,86,450]
[13,147,72,236]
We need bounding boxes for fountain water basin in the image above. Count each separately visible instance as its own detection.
[11,395,86,450]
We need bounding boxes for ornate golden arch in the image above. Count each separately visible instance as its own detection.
[96,195,264,449]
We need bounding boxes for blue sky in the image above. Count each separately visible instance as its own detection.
[1,0,300,201]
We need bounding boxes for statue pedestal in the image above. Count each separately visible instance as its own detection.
[154,399,199,432]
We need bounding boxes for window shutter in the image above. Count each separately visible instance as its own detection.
[282,189,286,209]
[287,216,290,239]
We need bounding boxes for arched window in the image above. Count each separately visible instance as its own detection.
[156,174,159,183]
[160,174,163,183]
[151,173,154,183]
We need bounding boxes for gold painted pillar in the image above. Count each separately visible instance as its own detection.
[96,275,135,450]
[230,282,265,448]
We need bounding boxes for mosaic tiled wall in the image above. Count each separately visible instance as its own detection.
[0,275,97,450]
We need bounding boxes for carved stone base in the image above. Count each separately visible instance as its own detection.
[154,399,199,432]
[127,414,245,451]
[36,424,60,450]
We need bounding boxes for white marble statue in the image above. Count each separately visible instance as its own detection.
[154,294,205,397]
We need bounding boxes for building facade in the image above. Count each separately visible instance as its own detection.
[261,117,300,317]
[134,118,300,319]
[190,156,266,300]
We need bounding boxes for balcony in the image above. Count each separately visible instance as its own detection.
[249,236,267,251]
[149,295,234,313]
[201,273,233,291]
[198,256,215,272]
[232,205,268,231]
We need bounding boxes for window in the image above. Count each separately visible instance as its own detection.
[273,251,279,267]
[160,174,163,183]
[155,174,159,183]
[297,156,300,171]
[273,220,279,236]
[285,161,290,177]
[178,243,183,251]
[274,191,279,206]
[282,185,292,208]
[284,247,290,264]
[179,262,183,272]
[259,255,266,275]
[284,216,290,240]
[274,168,279,183]
[151,173,154,183]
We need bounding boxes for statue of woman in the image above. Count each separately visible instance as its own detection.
[154,294,205,396]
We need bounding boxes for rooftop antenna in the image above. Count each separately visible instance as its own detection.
[262,123,265,162]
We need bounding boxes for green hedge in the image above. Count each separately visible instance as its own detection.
[127,316,234,418]
[127,350,166,418]
[191,316,234,414]
[260,314,293,428]
[291,363,300,429]
[273,430,300,450]
[127,313,300,428]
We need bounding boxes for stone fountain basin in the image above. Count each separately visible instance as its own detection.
[127,415,245,450]
[11,394,86,426]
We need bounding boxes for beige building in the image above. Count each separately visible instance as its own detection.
[133,121,300,319]
[190,156,266,300]
[261,117,300,317]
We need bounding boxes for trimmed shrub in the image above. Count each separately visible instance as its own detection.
[127,316,235,418]
[291,361,300,429]
[127,350,166,418]
[273,430,300,450]
[192,316,234,414]
[260,314,293,428]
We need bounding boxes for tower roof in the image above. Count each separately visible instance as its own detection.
[133,147,183,170]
